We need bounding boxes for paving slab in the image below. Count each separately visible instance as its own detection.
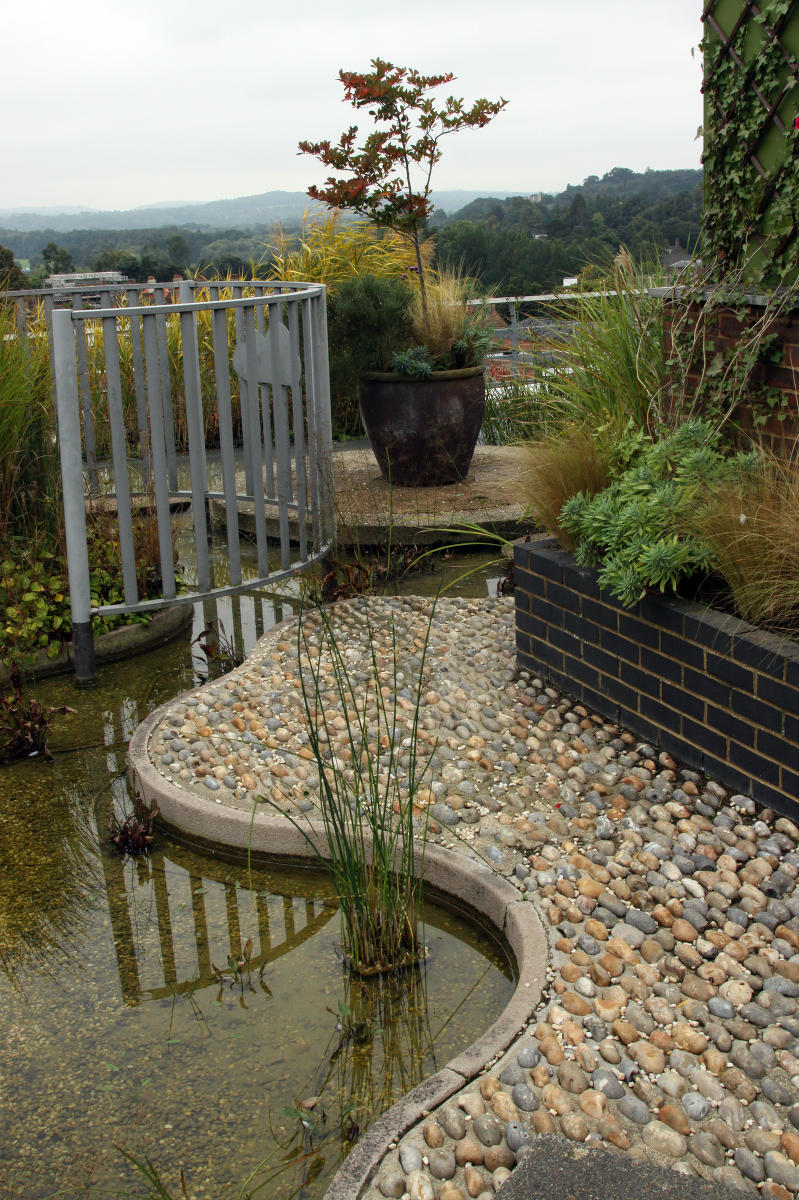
[496,1134,744,1200]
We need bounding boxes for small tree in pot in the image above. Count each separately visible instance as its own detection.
[300,60,507,485]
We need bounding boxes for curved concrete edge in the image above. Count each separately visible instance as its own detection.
[2,604,192,684]
[215,498,528,549]
[128,698,549,1200]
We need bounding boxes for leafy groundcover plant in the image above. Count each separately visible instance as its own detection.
[558,420,757,608]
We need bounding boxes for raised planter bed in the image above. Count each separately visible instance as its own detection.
[514,537,799,814]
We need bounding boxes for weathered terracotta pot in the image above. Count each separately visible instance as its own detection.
[359,367,485,486]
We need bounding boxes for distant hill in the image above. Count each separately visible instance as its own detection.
[451,168,702,223]
[433,167,703,295]
[0,189,527,234]
[562,166,702,202]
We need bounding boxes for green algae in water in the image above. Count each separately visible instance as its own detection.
[0,768,514,1200]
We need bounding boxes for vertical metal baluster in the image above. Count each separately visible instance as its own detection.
[178,283,210,593]
[102,311,139,606]
[312,288,335,549]
[126,287,151,492]
[212,304,242,587]
[156,310,177,490]
[43,292,57,406]
[243,302,269,575]
[301,295,322,552]
[269,301,292,571]
[14,295,26,341]
[287,298,308,561]
[224,884,243,962]
[142,312,176,599]
[52,309,95,684]
[262,296,276,502]
[233,283,253,496]
[72,291,99,496]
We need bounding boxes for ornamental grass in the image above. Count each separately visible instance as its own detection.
[519,423,617,551]
[268,599,436,975]
[536,249,665,434]
[0,301,60,548]
[691,448,799,630]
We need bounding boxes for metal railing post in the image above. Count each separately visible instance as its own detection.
[52,309,95,684]
[312,288,335,550]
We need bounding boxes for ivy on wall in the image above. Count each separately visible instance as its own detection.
[701,0,799,288]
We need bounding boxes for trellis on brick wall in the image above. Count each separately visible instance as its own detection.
[701,0,799,283]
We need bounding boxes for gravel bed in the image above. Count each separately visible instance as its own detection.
[145,595,799,1200]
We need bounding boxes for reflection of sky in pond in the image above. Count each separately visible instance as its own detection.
[0,560,511,1199]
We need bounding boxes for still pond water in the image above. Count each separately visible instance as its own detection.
[0,554,514,1200]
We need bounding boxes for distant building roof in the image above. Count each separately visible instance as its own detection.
[46,271,128,289]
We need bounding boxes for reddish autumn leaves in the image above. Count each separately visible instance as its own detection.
[299,59,507,295]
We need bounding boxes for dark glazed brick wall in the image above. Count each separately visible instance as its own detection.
[514,538,798,815]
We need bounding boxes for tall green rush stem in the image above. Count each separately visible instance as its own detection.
[264,598,437,974]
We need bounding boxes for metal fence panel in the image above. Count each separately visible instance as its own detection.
[48,280,334,681]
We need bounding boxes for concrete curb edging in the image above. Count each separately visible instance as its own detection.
[127,701,549,1200]
[2,603,192,684]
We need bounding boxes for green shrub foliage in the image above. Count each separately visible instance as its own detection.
[559,420,756,607]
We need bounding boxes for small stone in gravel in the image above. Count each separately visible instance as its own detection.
[472,1114,503,1147]
[438,1106,466,1141]
[399,1144,423,1173]
[691,1132,725,1168]
[406,1170,435,1200]
[512,1084,539,1112]
[593,1068,625,1099]
[517,1045,540,1069]
[560,1112,589,1142]
[505,1122,531,1153]
[682,1092,711,1121]
[455,1138,484,1167]
[484,1144,516,1172]
[558,1062,589,1094]
[764,1152,799,1192]
[618,1095,650,1124]
[378,1172,405,1198]
[642,1121,687,1157]
[428,1149,456,1180]
[734,1148,766,1183]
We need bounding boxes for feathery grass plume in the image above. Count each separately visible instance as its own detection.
[266,211,427,286]
[403,267,493,372]
[690,447,799,629]
[264,598,436,974]
[537,248,665,434]
[519,423,617,550]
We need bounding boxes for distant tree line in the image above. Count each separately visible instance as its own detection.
[432,167,702,293]
[1,167,702,293]
[0,224,286,284]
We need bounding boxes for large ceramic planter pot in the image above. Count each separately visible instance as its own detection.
[359,367,485,486]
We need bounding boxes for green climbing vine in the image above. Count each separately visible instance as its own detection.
[664,261,798,433]
[701,0,799,289]
[660,3,799,438]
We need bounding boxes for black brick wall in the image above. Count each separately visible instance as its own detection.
[514,538,798,814]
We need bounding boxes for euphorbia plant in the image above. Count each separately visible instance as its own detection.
[299,59,506,315]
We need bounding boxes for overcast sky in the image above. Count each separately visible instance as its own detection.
[4,0,704,212]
